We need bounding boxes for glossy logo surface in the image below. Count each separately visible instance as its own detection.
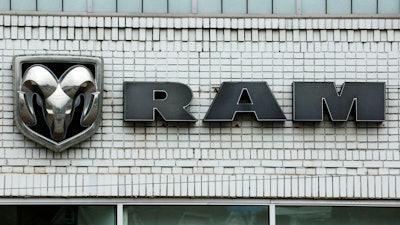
[14,56,103,152]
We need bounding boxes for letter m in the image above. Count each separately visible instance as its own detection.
[293,82,385,122]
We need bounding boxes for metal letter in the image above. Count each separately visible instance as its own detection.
[124,82,196,122]
[293,82,385,122]
[203,82,286,121]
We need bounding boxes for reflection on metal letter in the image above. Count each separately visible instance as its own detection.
[293,82,385,122]
[124,82,196,122]
[203,82,286,122]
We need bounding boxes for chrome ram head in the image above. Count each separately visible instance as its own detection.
[18,65,99,141]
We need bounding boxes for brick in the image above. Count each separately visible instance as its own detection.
[0,16,398,200]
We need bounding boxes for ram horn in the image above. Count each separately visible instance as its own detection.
[61,65,99,127]
[19,65,58,126]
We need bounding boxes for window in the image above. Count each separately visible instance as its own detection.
[117,0,142,13]
[276,206,400,225]
[93,0,117,12]
[353,0,377,14]
[0,203,399,225]
[248,0,273,14]
[273,0,296,14]
[1,0,399,15]
[198,0,222,13]
[11,0,36,11]
[0,1,10,10]
[223,0,247,14]
[64,0,87,12]
[378,0,400,13]
[143,0,168,13]
[38,0,62,11]
[124,205,270,225]
[169,0,192,13]
[302,0,326,14]
[0,205,116,225]
[327,0,351,14]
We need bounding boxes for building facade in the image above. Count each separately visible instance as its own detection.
[0,0,400,224]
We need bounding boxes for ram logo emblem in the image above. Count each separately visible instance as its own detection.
[14,56,103,152]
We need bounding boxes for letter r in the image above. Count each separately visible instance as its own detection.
[124,82,196,122]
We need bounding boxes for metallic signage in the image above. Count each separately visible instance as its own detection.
[293,82,385,122]
[14,56,103,152]
[124,82,196,122]
[13,55,386,151]
[203,82,286,122]
[124,81,385,123]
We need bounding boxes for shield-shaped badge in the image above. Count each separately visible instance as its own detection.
[14,56,103,152]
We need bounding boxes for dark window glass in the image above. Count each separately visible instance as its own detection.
[0,205,116,225]
[124,205,269,225]
[276,206,400,225]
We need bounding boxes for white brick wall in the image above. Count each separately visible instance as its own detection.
[0,15,400,199]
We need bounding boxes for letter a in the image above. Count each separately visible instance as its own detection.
[203,82,286,121]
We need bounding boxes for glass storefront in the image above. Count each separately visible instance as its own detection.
[123,205,270,225]
[0,205,116,225]
[276,206,400,225]
[0,204,399,225]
